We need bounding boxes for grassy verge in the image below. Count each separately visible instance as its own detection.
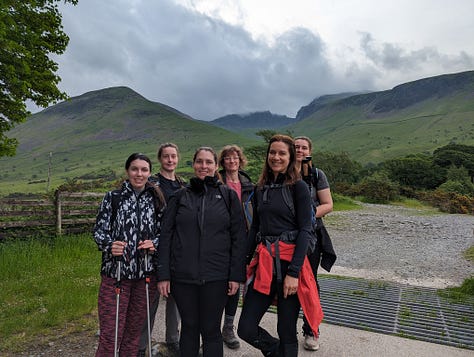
[0,234,101,352]
[391,197,441,214]
[437,245,474,304]
[333,193,361,211]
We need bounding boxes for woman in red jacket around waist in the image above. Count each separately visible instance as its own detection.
[237,135,323,357]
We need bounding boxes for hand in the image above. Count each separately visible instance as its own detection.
[111,241,127,256]
[228,281,239,296]
[138,239,155,252]
[158,281,170,298]
[283,275,298,299]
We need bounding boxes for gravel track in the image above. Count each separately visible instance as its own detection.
[326,202,474,288]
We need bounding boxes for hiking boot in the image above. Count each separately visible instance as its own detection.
[303,335,320,351]
[166,342,180,357]
[222,324,240,349]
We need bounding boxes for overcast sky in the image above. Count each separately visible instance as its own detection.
[49,0,474,120]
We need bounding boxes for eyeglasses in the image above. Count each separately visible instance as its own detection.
[224,156,239,161]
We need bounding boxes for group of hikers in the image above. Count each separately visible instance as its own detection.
[93,134,336,357]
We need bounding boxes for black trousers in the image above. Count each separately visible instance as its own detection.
[224,286,240,317]
[238,260,300,357]
[172,280,228,357]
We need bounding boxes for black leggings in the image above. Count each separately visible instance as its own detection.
[172,280,228,357]
[238,261,301,357]
[224,286,240,317]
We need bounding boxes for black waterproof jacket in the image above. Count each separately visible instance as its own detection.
[157,176,247,285]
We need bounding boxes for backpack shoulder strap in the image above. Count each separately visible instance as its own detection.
[243,189,254,225]
[312,166,319,180]
[110,189,122,228]
[175,175,186,186]
[149,174,161,186]
[281,184,295,217]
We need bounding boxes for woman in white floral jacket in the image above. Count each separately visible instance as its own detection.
[93,153,165,357]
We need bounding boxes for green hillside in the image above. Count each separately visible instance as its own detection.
[0,87,256,194]
[289,71,474,163]
[1,71,473,195]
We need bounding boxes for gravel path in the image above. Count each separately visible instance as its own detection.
[325,202,474,288]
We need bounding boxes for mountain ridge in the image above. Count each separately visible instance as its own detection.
[0,70,473,194]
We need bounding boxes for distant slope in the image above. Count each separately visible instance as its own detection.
[295,92,366,121]
[209,111,296,135]
[289,71,474,163]
[0,87,256,194]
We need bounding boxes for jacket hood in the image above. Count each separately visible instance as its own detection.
[190,175,220,192]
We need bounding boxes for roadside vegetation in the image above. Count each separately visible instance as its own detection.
[0,235,100,352]
[438,246,474,304]
[244,132,474,215]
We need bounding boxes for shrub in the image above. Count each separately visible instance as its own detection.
[356,172,399,203]
[417,190,474,214]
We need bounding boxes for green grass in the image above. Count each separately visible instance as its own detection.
[332,193,361,211]
[0,235,101,352]
[390,198,442,215]
[437,245,474,304]
[438,277,474,304]
[464,246,474,262]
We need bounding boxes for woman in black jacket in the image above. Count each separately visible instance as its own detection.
[237,135,323,357]
[157,146,247,357]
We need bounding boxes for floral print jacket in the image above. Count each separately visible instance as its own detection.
[93,180,162,280]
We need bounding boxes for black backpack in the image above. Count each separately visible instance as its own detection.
[280,183,319,254]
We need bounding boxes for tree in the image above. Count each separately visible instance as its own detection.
[0,0,77,157]
[315,151,362,185]
[433,144,474,183]
[383,154,445,190]
[438,165,474,196]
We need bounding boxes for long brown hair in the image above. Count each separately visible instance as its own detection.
[257,134,299,187]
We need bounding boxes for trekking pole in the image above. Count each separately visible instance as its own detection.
[114,259,122,357]
[144,250,153,356]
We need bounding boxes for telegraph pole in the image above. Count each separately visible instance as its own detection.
[47,152,52,191]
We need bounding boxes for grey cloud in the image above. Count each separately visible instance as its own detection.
[55,0,339,120]
[359,32,474,75]
[53,1,473,121]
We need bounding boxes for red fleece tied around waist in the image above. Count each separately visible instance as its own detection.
[246,241,323,337]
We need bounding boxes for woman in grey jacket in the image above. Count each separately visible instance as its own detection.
[94,153,165,357]
[157,147,247,357]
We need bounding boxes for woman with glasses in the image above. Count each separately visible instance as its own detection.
[217,145,255,349]
[157,147,247,357]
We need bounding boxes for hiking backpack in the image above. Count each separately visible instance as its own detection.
[280,168,320,254]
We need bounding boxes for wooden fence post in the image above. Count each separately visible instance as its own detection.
[55,190,62,235]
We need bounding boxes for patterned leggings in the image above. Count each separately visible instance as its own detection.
[95,275,157,357]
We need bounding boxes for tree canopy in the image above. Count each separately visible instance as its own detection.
[0,0,77,157]
[433,143,474,182]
